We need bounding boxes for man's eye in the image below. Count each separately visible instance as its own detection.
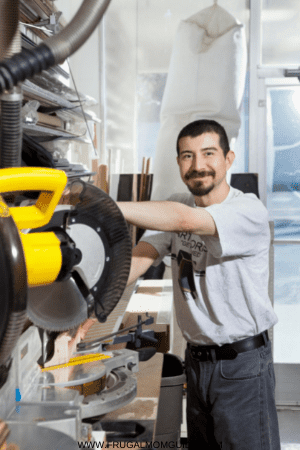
[205,152,213,156]
[182,154,191,159]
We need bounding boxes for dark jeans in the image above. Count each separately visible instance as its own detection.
[185,340,281,450]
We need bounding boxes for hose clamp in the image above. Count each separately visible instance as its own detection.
[1,86,23,101]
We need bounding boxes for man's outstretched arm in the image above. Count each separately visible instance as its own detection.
[117,201,217,236]
[127,240,160,286]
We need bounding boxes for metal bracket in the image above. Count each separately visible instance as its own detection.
[77,313,157,352]
[33,11,62,34]
[284,68,300,82]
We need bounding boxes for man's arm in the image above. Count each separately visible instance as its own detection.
[127,240,160,286]
[117,201,217,236]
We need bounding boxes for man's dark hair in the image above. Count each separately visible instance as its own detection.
[176,120,230,157]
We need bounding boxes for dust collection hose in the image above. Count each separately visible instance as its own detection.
[0,0,22,168]
[0,0,112,93]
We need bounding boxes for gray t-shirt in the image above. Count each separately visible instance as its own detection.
[141,187,278,346]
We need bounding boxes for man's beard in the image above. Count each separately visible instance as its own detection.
[184,169,216,197]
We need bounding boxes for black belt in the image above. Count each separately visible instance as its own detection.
[188,331,269,362]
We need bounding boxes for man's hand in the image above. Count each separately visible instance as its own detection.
[117,201,217,237]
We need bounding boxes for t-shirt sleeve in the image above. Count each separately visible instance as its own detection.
[201,194,270,258]
[140,229,172,266]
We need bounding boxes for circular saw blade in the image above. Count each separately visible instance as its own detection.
[27,277,88,332]
[26,178,131,330]
[26,208,108,332]
[67,222,107,290]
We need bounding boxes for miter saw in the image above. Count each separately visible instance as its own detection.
[0,167,132,361]
[0,167,156,448]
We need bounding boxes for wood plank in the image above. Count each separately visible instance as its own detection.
[98,164,109,193]
[131,173,138,246]
[139,157,146,202]
[37,112,63,128]
[92,159,99,187]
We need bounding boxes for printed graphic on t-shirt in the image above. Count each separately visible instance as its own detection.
[173,233,208,301]
[177,250,197,299]
[177,231,208,257]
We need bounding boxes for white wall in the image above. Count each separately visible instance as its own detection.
[104,0,250,174]
[56,0,300,177]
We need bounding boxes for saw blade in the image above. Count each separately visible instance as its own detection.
[66,221,107,290]
[25,178,131,331]
[25,204,106,332]
[26,206,108,332]
[27,277,88,332]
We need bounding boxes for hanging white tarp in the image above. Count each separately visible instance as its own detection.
[151,4,247,200]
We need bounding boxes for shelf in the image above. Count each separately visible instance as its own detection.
[24,80,79,109]
[23,80,99,122]
[17,0,101,177]
[66,171,95,179]
[23,124,90,143]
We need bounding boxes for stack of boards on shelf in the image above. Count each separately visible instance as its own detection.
[16,0,99,180]
[91,157,153,201]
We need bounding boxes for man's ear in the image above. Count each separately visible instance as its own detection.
[226,150,235,171]
[176,156,179,166]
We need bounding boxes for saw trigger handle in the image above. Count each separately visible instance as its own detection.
[0,167,67,230]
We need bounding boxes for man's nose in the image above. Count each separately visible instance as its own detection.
[192,154,205,171]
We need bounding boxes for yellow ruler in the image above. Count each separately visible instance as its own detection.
[41,353,111,372]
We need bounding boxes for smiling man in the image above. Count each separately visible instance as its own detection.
[117,119,280,450]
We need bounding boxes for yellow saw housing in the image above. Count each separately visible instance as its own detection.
[0,167,67,286]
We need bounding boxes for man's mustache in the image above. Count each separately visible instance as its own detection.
[184,170,215,180]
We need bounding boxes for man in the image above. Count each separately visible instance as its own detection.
[117,120,280,450]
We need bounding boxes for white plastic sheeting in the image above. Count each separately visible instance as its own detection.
[151,4,247,200]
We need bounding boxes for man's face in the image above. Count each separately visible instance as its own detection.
[177,132,233,197]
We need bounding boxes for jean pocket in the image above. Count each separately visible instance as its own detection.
[220,349,261,380]
[268,362,276,393]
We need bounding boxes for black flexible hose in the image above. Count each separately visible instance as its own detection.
[0,215,27,368]
[0,45,55,93]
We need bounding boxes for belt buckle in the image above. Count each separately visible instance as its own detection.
[190,347,209,361]
[221,345,238,360]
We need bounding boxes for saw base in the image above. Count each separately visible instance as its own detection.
[0,326,139,444]
[5,423,79,450]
